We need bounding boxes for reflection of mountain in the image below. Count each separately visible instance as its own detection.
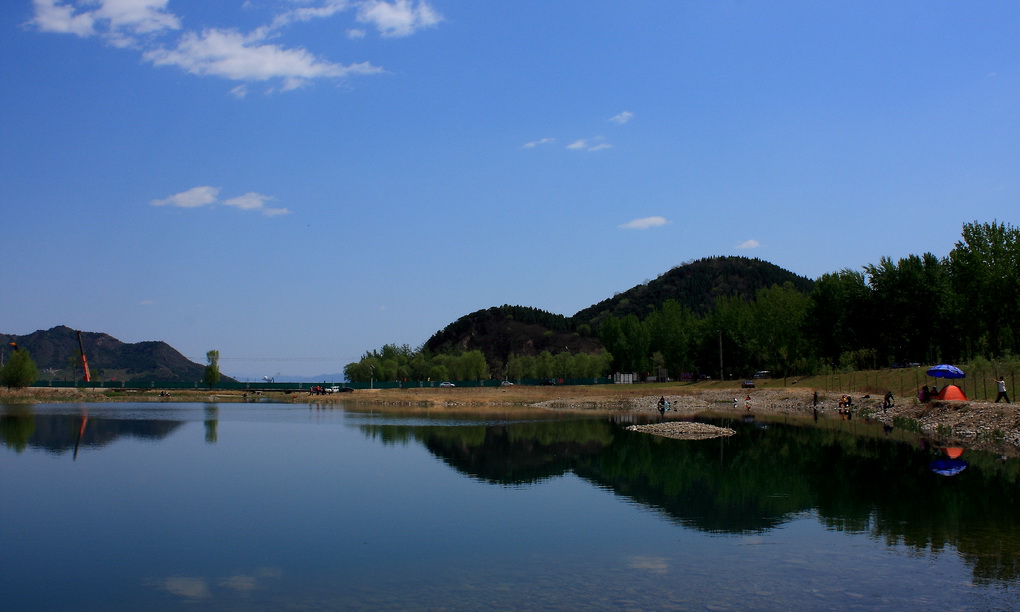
[0,413,185,455]
[419,421,613,485]
[362,416,1020,585]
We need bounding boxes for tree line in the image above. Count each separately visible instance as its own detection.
[347,220,1019,384]
[600,220,1020,379]
[343,343,613,383]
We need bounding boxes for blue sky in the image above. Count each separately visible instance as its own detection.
[3,1,1018,380]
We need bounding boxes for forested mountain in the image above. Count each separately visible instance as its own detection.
[423,305,601,357]
[0,326,216,383]
[573,256,814,326]
[419,257,811,369]
[349,222,1020,382]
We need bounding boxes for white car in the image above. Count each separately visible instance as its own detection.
[439,382,455,387]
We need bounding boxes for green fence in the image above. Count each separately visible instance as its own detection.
[32,377,614,392]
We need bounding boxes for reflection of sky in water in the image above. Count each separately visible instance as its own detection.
[3,403,1020,610]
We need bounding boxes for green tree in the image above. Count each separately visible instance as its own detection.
[204,350,221,388]
[1,347,38,389]
[949,220,1020,358]
[865,254,950,364]
[747,283,811,376]
[807,269,873,364]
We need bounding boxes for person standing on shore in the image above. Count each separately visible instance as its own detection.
[995,376,1011,403]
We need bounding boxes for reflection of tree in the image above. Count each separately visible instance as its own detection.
[204,405,219,444]
[362,416,1020,584]
[0,409,36,452]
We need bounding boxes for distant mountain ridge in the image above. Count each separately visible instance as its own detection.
[0,326,217,383]
[424,256,814,363]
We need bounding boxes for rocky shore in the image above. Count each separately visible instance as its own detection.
[605,388,1020,455]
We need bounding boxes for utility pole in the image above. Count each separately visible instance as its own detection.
[718,330,724,382]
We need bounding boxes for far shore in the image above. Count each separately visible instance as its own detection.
[4,381,1019,455]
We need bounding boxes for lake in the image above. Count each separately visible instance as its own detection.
[3,401,1020,610]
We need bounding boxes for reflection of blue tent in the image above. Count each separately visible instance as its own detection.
[930,458,968,476]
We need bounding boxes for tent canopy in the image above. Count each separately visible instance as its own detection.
[936,384,968,401]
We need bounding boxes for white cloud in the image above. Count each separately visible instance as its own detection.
[567,138,612,152]
[29,0,439,93]
[30,0,180,43]
[30,0,96,36]
[92,0,180,35]
[143,29,381,87]
[151,185,220,208]
[619,216,669,230]
[266,0,352,32]
[224,192,291,217]
[523,137,555,149]
[609,111,634,124]
[152,187,289,216]
[736,239,760,249]
[357,0,442,38]
[155,576,210,599]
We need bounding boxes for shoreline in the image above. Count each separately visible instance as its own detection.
[4,384,1018,454]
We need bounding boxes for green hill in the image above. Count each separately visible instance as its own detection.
[424,305,600,357]
[424,256,814,364]
[573,256,814,327]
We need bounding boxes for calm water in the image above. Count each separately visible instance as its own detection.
[3,402,1020,611]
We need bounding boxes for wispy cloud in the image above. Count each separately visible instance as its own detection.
[609,110,634,124]
[142,29,381,92]
[619,216,669,230]
[522,137,555,149]
[150,185,220,208]
[224,192,291,216]
[736,239,760,249]
[28,1,440,93]
[567,138,612,152]
[30,0,180,41]
[151,186,290,217]
[356,0,443,38]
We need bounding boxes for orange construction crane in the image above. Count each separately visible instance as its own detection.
[77,330,91,383]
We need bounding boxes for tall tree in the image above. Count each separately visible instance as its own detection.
[949,220,1020,358]
[865,254,950,364]
[747,283,811,376]
[807,269,873,364]
[204,350,221,388]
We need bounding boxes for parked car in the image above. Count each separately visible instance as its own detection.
[741,380,755,389]
[439,382,455,387]
[753,371,771,379]
[500,381,514,386]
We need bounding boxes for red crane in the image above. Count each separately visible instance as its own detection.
[77,330,91,383]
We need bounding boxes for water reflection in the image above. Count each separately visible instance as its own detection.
[358,414,1020,586]
[204,404,219,444]
[1,405,185,456]
[5,402,1020,595]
